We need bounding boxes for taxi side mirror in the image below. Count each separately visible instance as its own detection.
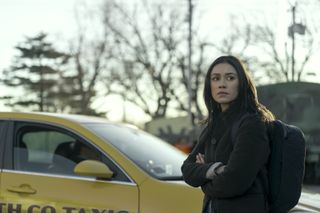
[74,160,114,179]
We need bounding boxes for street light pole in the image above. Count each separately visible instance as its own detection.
[288,3,306,82]
[187,0,194,141]
[291,5,296,82]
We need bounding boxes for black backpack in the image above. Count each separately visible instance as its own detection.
[231,113,306,213]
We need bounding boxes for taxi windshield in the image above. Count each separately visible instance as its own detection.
[85,123,187,180]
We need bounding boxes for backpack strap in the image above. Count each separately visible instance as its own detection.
[231,113,251,145]
[271,120,288,139]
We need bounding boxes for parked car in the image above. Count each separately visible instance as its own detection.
[0,112,203,213]
[0,112,319,213]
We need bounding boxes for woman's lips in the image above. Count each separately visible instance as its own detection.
[217,92,228,95]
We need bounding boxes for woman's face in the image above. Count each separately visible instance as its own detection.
[210,63,239,112]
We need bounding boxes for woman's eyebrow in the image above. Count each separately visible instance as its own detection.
[225,72,237,75]
[211,72,236,76]
[210,73,220,78]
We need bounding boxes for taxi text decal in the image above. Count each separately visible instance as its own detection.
[0,203,130,213]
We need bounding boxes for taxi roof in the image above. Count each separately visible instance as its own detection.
[0,112,140,131]
[0,111,114,124]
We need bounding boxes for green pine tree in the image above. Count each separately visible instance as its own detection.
[2,32,69,112]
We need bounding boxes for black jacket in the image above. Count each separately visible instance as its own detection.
[181,112,270,213]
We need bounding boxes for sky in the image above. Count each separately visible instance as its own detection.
[1,0,78,68]
[1,0,286,71]
[0,0,319,123]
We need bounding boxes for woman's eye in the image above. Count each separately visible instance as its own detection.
[211,77,219,81]
[227,76,235,80]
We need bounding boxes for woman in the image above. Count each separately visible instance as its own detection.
[181,55,274,213]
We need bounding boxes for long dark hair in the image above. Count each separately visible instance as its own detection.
[203,55,274,125]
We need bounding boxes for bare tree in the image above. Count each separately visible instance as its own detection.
[64,2,112,115]
[99,1,260,123]
[210,17,259,76]
[102,0,187,119]
[174,41,213,121]
[253,4,316,82]
[209,16,253,57]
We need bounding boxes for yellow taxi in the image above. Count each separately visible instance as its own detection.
[0,112,203,213]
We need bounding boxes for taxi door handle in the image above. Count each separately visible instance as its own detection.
[7,184,37,194]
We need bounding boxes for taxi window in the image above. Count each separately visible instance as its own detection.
[23,131,74,163]
[14,125,101,176]
[12,123,131,182]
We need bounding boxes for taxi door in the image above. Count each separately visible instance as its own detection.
[0,121,139,213]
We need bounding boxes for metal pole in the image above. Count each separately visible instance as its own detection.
[291,5,296,82]
[187,0,194,139]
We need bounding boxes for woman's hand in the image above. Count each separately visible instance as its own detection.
[216,165,225,174]
[206,162,224,179]
[196,153,205,164]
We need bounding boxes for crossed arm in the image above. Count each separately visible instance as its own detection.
[181,117,269,198]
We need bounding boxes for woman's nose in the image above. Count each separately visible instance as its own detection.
[218,79,226,88]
